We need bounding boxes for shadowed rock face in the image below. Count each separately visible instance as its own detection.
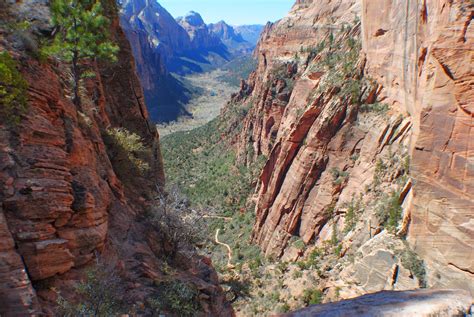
[0,1,231,315]
[230,0,473,296]
[176,11,223,52]
[282,289,473,317]
[209,21,246,44]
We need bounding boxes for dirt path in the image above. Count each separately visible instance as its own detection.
[215,229,234,268]
[203,215,233,221]
[157,69,239,136]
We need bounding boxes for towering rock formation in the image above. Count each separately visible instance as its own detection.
[119,0,193,122]
[209,21,257,55]
[176,11,223,52]
[119,1,252,122]
[230,0,473,297]
[0,1,231,315]
[209,21,246,44]
[362,0,474,293]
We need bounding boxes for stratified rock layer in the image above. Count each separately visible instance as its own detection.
[0,1,231,315]
[232,0,473,295]
[363,0,474,293]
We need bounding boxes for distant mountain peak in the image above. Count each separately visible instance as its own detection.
[209,21,245,43]
[178,10,205,26]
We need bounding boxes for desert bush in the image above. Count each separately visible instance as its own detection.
[149,187,205,259]
[400,247,427,288]
[360,102,389,114]
[105,127,150,175]
[343,196,361,233]
[57,261,125,316]
[376,191,402,232]
[148,280,201,317]
[330,167,349,185]
[0,51,28,126]
[302,288,323,305]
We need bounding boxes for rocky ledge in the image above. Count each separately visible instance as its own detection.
[283,289,473,317]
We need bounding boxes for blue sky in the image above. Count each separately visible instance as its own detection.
[159,0,295,25]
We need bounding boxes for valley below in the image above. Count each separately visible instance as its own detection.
[0,0,472,316]
[157,69,240,136]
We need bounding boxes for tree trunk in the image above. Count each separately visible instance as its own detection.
[72,51,81,108]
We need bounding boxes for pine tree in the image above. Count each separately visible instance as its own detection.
[48,0,119,107]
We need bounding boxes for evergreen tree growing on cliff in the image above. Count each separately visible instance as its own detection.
[48,0,119,107]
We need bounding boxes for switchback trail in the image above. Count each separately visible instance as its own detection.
[215,229,234,268]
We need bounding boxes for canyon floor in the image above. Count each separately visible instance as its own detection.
[157,69,240,136]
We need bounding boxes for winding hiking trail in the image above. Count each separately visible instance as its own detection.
[215,229,234,268]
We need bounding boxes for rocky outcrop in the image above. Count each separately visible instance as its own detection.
[177,11,222,51]
[209,21,245,44]
[0,1,231,315]
[230,0,473,299]
[361,0,474,293]
[283,289,473,317]
[208,21,255,55]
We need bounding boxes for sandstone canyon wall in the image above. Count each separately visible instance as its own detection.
[362,0,474,295]
[230,0,473,297]
[0,1,230,315]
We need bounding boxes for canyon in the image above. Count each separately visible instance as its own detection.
[162,0,473,314]
[0,0,473,316]
[0,0,231,315]
[119,0,263,122]
[231,0,473,294]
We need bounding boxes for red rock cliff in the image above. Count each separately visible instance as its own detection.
[0,1,231,315]
[232,0,473,296]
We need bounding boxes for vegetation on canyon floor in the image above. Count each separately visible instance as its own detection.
[3,3,430,314]
[160,21,428,316]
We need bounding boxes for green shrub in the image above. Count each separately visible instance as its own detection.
[343,197,361,234]
[330,167,349,185]
[331,221,339,246]
[57,263,125,316]
[292,270,303,279]
[0,52,28,126]
[105,128,150,174]
[292,238,306,251]
[400,247,426,288]
[302,288,323,305]
[149,280,201,317]
[278,302,291,313]
[360,102,389,114]
[376,191,402,232]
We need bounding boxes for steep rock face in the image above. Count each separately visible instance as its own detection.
[209,21,245,44]
[362,0,474,292]
[119,0,192,122]
[0,1,231,315]
[232,0,473,297]
[177,11,222,51]
[234,25,265,45]
[120,0,192,60]
[208,21,255,54]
